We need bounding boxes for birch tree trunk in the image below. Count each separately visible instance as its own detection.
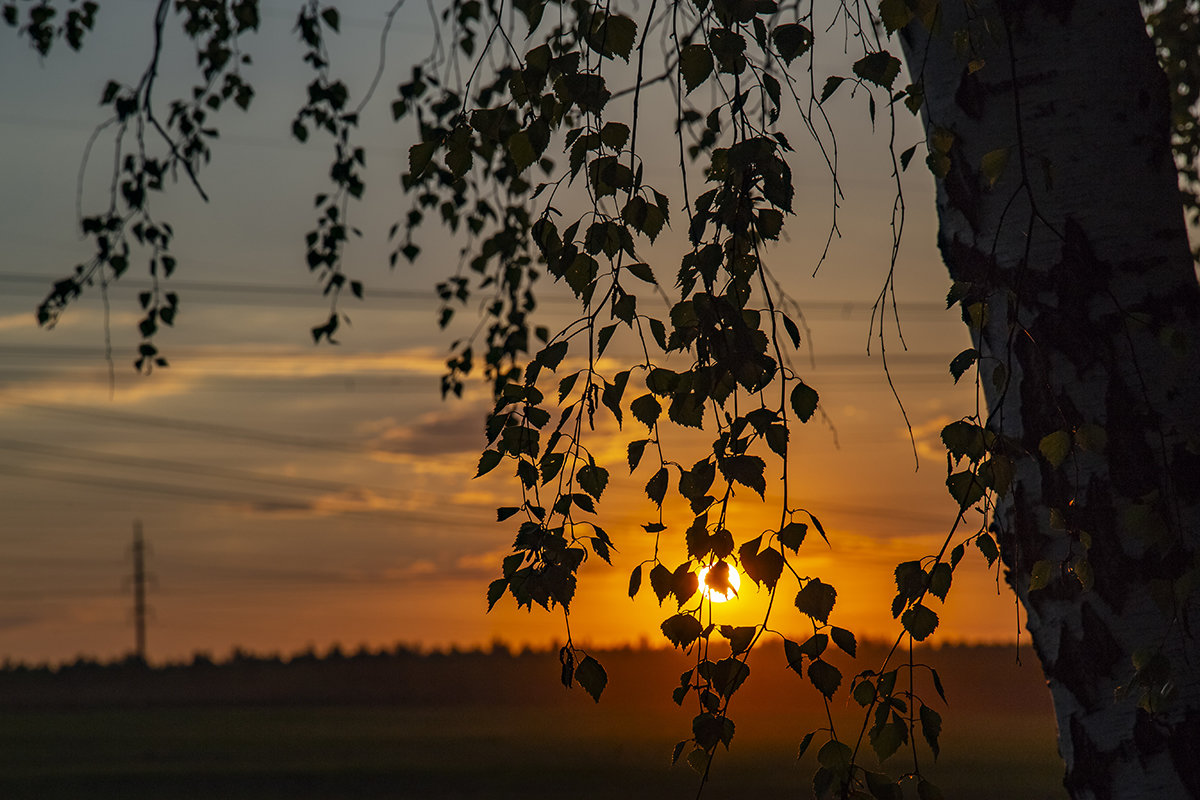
[901,2,1200,798]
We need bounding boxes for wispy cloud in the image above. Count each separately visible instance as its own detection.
[364,404,490,457]
[0,612,39,631]
[168,346,453,379]
[234,485,437,519]
[908,413,955,463]
[0,312,41,332]
[0,343,459,416]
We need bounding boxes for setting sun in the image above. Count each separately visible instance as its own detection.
[696,561,741,603]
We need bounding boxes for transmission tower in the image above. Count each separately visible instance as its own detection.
[129,520,150,661]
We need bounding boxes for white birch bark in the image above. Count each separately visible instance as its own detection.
[900,2,1200,798]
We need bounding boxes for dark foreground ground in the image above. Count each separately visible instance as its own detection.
[0,642,1065,799]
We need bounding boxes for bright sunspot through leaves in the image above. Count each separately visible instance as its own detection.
[697,561,741,603]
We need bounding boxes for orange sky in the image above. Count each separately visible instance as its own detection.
[0,2,1025,665]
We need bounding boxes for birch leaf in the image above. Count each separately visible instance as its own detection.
[1039,430,1072,468]
[981,147,1010,187]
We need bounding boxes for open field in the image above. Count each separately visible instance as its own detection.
[0,705,1063,799]
[0,644,1066,798]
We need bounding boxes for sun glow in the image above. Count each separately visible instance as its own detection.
[697,561,741,603]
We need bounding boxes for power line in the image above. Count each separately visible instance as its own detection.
[0,462,331,511]
[0,462,487,527]
[0,344,454,368]
[0,271,439,304]
[0,365,965,393]
[0,272,955,317]
[0,271,592,316]
[0,371,448,394]
[0,587,124,599]
[0,340,955,364]
[0,114,409,155]
[0,436,416,500]
[6,399,369,453]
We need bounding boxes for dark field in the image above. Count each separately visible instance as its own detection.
[0,644,1067,799]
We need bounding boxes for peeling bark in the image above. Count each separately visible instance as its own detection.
[901,2,1200,798]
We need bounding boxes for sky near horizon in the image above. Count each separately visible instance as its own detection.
[0,1,1023,666]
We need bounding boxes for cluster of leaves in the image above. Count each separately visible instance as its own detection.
[3,0,99,53]
[391,0,562,398]
[652,511,847,775]
[19,0,379,366]
[29,0,1193,796]
[26,0,262,372]
[292,3,369,345]
[9,0,980,794]
[8,0,971,796]
[383,0,992,793]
